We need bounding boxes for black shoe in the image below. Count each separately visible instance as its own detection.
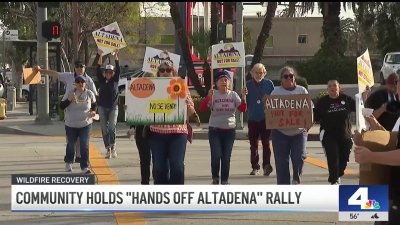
[75,157,81,163]
[212,178,219,184]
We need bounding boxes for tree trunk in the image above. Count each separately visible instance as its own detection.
[210,2,219,45]
[169,2,206,97]
[247,2,277,81]
[318,2,345,56]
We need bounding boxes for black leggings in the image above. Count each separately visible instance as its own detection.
[134,125,154,184]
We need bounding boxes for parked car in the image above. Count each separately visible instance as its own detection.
[380,52,400,84]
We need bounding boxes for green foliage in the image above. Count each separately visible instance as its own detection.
[313,91,328,104]
[289,55,357,84]
[190,27,210,60]
[243,26,253,54]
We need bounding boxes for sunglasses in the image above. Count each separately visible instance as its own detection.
[283,74,294,79]
[75,80,85,84]
[159,68,172,73]
[75,65,85,68]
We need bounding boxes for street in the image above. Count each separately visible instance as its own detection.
[0,99,376,225]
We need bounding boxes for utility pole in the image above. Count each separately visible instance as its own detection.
[36,3,50,123]
[235,2,244,129]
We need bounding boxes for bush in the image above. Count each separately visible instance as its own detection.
[289,55,357,84]
[313,90,328,105]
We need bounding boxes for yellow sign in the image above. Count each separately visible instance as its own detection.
[149,98,177,115]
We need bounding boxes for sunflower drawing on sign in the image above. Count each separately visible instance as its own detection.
[167,78,188,118]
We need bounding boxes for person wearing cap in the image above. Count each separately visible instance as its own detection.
[147,60,196,185]
[33,60,98,163]
[199,69,248,185]
[365,72,400,131]
[245,63,275,176]
[270,66,312,185]
[96,49,120,159]
[60,75,97,174]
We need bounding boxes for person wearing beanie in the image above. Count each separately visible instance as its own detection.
[199,69,248,185]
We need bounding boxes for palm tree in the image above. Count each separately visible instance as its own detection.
[169,2,206,97]
[246,2,278,81]
[190,29,212,94]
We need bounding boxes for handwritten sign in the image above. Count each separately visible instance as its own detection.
[142,47,180,74]
[23,68,41,84]
[211,42,245,69]
[265,94,312,129]
[125,77,187,125]
[92,22,127,55]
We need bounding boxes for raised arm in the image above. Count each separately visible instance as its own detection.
[113,49,120,82]
[34,65,60,79]
[96,49,106,83]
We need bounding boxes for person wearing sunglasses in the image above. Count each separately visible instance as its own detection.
[96,49,120,159]
[147,60,196,184]
[270,66,312,185]
[59,75,97,174]
[314,80,355,185]
[33,60,98,165]
[245,63,274,177]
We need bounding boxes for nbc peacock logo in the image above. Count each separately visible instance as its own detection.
[365,200,380,210]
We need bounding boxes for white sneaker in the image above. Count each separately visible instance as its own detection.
[250,169,260,175]
[111,149,117,158]
[82,168,92,175]
[65,163,72,172]
[105,150,111,159]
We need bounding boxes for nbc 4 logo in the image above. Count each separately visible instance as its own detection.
[348,187,380,210]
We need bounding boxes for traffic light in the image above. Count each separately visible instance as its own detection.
[38,2,60,8]
[42,21,61,40]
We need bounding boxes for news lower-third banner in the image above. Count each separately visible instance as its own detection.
[10,174,388,222]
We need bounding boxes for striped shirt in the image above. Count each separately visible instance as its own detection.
[150,91,194,134]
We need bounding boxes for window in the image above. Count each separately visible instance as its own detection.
[265,36,273,48]
[298,35,308,44]
[160,35,175,44]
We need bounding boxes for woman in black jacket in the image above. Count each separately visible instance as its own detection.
[314,80,356,184]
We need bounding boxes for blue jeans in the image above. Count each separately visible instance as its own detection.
[271,129,307,184]
[98,106,118,149]
[148,133,187,184]
[208,127,236,183]
[64,124,92,169]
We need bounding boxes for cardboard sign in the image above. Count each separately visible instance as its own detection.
[211,42,245,69]
[125,77,187,125]
[23,68,41,84]
[357,49,374,94]
[92,22,127,55]
[142,47,180,74]
[264,94,312,129]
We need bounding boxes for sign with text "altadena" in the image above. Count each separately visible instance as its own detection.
[92,22,127,56]
[125,77,187,125]
[211,42,245,69]
[265,94,312,129]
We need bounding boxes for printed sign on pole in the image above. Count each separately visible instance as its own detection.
[125,77,188,125]
[357,49,374,94]
[92,22,127,55]
[211,42,245,69]
[142,47,181,74]
[264,94,313,129]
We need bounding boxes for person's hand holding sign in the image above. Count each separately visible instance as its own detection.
[208,88,214,98]
[241,87,248,99]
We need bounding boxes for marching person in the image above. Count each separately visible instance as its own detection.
[60,75,97,174]
[245,63,274,176]
[199,69,247,185]
[96,49,120,159]
[270,66,312,185]
[314,80,355,184]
